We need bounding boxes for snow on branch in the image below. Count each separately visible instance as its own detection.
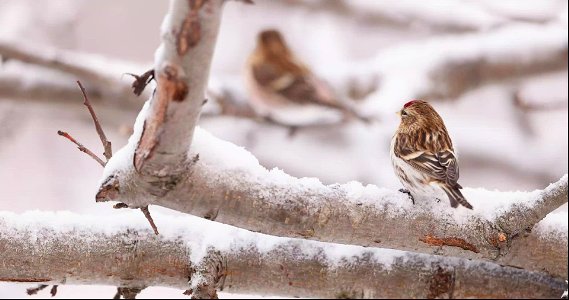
[98,108,569,278]
[0,210,566,299]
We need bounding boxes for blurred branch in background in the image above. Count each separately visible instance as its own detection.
[275,0,557,33]
[1,20,566,113]
[0,41,144,110]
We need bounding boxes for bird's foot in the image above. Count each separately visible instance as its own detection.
[399,188,415,205]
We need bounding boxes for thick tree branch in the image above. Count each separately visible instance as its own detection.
[99,113,569,278]
[130,0,223,175]
[0,211,565,298]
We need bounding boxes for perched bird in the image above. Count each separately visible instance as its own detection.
[245,29,368,126]
[390,100,473,209]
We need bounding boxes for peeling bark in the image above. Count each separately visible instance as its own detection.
[130,0,222,177]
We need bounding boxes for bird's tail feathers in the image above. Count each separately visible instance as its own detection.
[441,184,473,209]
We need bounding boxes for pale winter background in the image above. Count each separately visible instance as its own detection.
[0,0,567,298]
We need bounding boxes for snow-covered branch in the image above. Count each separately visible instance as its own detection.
[98,111,569,278]
[0,211,566,298]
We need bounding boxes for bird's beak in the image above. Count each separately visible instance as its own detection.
[396,110,401,117]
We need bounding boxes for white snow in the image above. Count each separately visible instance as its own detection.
[99,100,150,186]
[0,210,406,271]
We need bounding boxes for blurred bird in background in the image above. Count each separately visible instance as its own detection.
[390,100,473,209]
[245,29,370,126]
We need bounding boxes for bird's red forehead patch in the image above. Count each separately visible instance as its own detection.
[403,100,420,108]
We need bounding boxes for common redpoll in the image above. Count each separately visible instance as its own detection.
[390,100,473,209]
[245,29,368,125]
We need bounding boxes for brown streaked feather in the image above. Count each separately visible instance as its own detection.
[251,61,342,109]
[395,132,459,185]
[393,100,472,209]
[249,29,349,111]
[394,101,459,186]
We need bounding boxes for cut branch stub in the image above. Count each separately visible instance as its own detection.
[96,175,120,202]
[134,64,189,172]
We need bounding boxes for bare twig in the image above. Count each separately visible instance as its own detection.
[58,83,159,235]
[50,285,58,297]
[77,81,112,161]
[140,206,159,235]
[57,130,106,167]
[26,284,48,295]
[113,287,145,299]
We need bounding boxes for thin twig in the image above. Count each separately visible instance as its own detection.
[50,285,58,297]
[77,81,113,161]
[114,287,145,299]
[57,130,106,167]
[140,206,159,235]
[26,284,48,295]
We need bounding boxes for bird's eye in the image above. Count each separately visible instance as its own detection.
[401,110,408,117]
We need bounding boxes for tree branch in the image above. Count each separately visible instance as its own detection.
[77,80,113,161]
[0,211,565,298]
[98,116,569,276]
[130,0,223,175]
[0,40,136,93]
[56,130,106,167]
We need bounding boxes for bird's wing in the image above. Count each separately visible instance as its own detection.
[252,64,340,108]
[397,143,460,186]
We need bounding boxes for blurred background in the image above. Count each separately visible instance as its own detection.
[0,0,567,298]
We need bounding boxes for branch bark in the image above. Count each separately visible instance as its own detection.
[0,211,566,299]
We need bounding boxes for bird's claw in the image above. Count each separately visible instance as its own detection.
[399,188,415,205]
